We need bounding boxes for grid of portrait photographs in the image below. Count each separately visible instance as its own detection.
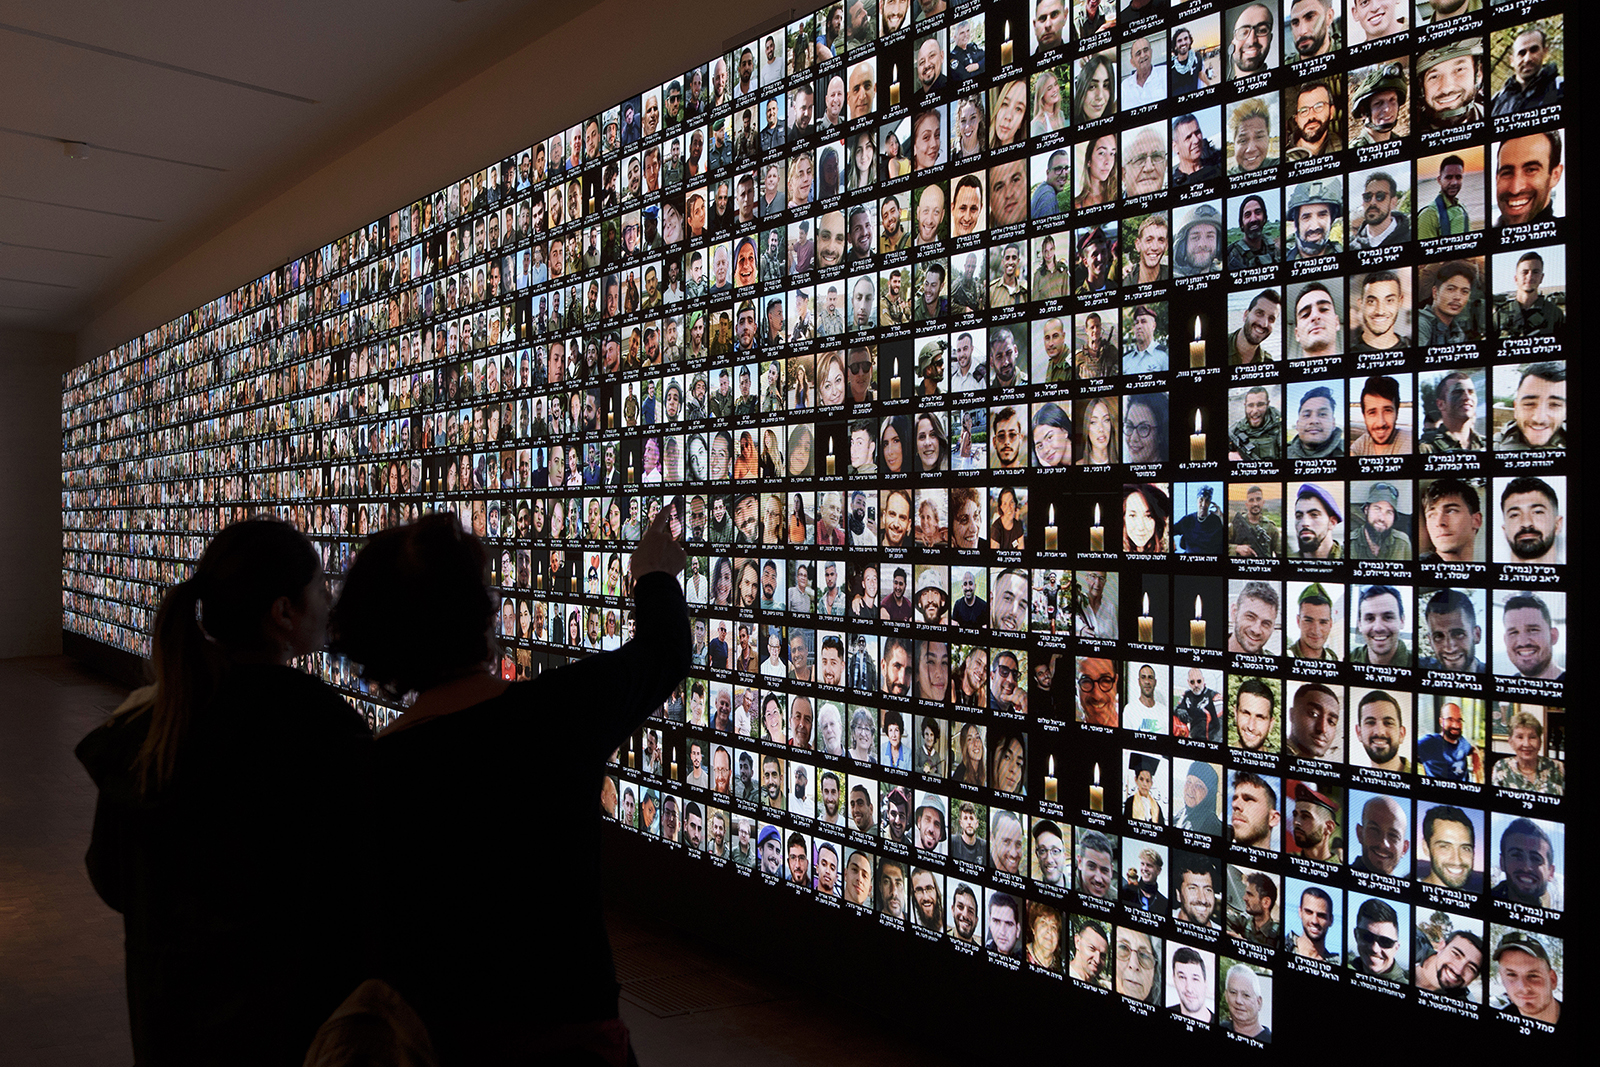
[62,0,1568,1043]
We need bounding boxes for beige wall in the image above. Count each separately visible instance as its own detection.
[19,0,792,656]
[76,0,793,362]
[0,329,76,657]
[40,0,790,655]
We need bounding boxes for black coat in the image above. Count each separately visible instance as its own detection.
[77,664,373,1065]
[369,572,690,1062]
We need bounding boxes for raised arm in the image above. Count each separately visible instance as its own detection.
[562,509,691,761]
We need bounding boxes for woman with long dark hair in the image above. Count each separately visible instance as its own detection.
[1072,52,1116,125]
[915,410,949,472]
[1075,133,1119,209]
[950,721,988,786]
[77,519,370,1064]
[880,414,911,474]
[1122,483,1172,554]
[332,510,688,1063]
[848,131,877,190]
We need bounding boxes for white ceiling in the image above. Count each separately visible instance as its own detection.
[0,0,596,334]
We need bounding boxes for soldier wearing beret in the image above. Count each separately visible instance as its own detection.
[1289,781,1342,862]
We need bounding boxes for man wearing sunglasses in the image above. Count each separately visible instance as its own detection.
[1347,897,1407,983]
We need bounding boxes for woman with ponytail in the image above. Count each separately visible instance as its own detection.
[76,519,372,1064]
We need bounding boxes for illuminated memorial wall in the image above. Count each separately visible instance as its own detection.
[62,0,1569,1041]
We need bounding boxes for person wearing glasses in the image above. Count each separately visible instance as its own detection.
[1031,820,1067,885]
[1286,78,1342,159]
[846,347,877,403]
[1122,394,1168,464]
[1115,929,1163,1004]
[1347,897,1407,983]
[988,650,1027,714]
[1350,172,1411,249]
[1122,123,1168,197]
[1076,656,1119,727]
[1228,3,1275,79]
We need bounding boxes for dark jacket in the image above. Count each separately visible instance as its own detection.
[1490,64,1562,117]
[370,572,690,1062]
[77,664,373,1065]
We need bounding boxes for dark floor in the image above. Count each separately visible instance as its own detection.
[0,655,945,1066]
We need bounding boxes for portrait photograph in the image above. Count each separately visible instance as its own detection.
[1488,813,1564,912]
[1169,12,1222,95]
[1491,588,1565,681]
[1114,926,1164,1005]
[1488,926,1562,1024]
[1225,864,1281,949]
[1121,661,1168,734]
[1166,943,1217,1024]
[1488,17,1563,117]
[1218,958,1273,1040]
[1488,702,1565,796]
[1122,839,1170,915]
[1068,914,1114,988]
[1120,118,1169,198]
[1226,769,1282,850]
[1346,890,1411,983]
[1285,877,1341,961]
[1121,750,1168,825]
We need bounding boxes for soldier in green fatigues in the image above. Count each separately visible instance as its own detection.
[1350,585,1412,668]
[1288,583,1339,661]
[1416,39,1485,136]
[1349,63,1406,148]
[1229,385,1282,460]
[1495,251,1564,339]
[1230,484,1280,559]
[1349,482,1412,561]
[1495,363,1566,452]
[1419,370,1485,454]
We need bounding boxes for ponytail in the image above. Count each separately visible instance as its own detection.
[124,519,320,796]
[134,578,225,795]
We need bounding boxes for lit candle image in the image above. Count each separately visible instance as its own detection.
[1138,592,1153,643]
[1045,755,1058,802]
[1090,763,1103,812]
[1001,22,1014,66]
[1044,503,1058,550]
[1189,409,1206,462]
[1189,317,1205,368]
[890,375,901,399]
[889,65,900,106]
[1089,503,1104,552]
[1189,595,1206,647]
[670,755,678,780]
[825,445,835,476]
[627,742,636,769]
